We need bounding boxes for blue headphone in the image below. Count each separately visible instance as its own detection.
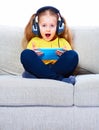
[32,6,65,36]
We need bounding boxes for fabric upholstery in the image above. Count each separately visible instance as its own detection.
[0,76,73,106]
[0,107,99,130]
[0,25,24,75]
[74,74,99,106]
[72,27,99,74]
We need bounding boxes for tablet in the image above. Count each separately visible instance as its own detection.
[39,48,63,60]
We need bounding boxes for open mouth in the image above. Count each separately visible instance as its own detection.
[45,33,51,38]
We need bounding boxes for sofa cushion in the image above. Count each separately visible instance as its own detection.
[74,74,99,106]
[72,27,99,74]
[0,25,24,75]
[0,76,74,106]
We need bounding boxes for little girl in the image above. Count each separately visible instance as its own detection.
[20,6,79,85]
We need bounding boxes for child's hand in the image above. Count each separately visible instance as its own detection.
[32,42,43,56]
[56,50,65,56]
[34,49,43,56]
[56,46,67,56]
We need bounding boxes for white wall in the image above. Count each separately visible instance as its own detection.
[0,0,99,27]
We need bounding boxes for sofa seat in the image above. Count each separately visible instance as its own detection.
[0,76,73,106]
[75,74,99,106]
[0,74,99,108]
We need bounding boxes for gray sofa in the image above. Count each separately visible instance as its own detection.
[0,25,99,130]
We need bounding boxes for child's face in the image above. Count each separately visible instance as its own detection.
[38,12,57,41]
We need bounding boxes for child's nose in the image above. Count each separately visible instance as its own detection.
[46,26,50,31]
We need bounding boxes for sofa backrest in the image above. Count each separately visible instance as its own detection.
[72,26,99,74]
[0,25,99,75]
[0,25,24,75]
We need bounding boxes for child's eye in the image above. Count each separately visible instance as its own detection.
[42,24,46,27]
[51,25,54,27]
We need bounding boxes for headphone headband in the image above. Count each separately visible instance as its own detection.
[36,6,60,16]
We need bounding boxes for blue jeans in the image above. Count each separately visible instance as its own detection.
[20,49,79,80]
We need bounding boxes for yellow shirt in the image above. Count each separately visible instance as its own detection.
[27,37,72,64]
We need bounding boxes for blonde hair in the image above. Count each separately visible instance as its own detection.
[21,9,73,49]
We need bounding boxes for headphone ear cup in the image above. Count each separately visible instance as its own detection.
[57,21,64,35]
[32,22,40,36]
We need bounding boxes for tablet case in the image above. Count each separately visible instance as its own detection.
[39,48,63,60]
